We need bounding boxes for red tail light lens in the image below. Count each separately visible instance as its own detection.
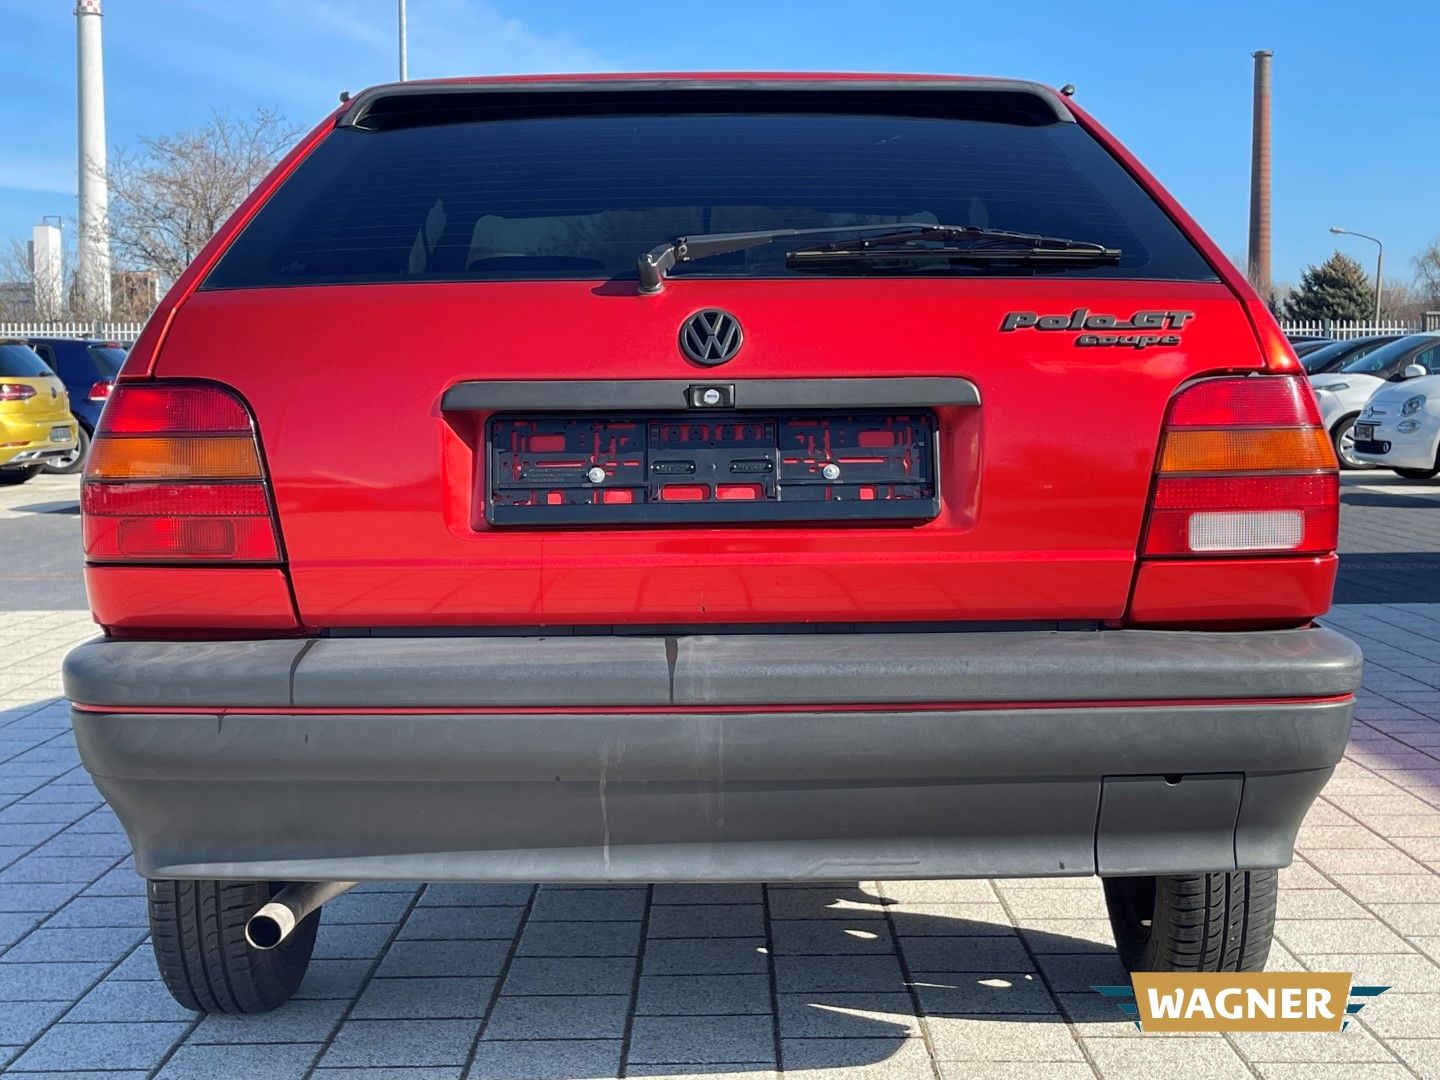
[0,383,37,401]
[82,383,281,563]
[88,380,112,402]
[1143,375,1338,557]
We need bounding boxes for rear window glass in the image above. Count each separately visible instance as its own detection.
[0,344,53,378]
[1341,336,1436,376]
[206,105,1216,288]
[87,346,126,377]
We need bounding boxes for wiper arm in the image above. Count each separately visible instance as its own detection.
[786,225,1121,264]
[637,221,969,293]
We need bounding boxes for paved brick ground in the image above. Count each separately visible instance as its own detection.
[0,475,1437,1078]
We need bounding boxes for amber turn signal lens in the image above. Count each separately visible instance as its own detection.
[85,435,263,480]
[1158,427,1335,474]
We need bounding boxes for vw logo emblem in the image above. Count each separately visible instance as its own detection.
[679,309,743,365]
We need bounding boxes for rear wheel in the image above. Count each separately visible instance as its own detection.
[0,466,40,486]
[1103,870,1277,972]
[1395,467,1439,480]
[148,879,318,1013]
[1332,416,1374,470]
[42,425,89,474]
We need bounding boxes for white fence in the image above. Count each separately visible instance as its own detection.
[0,321,145,343]
[1278,320,1419,341]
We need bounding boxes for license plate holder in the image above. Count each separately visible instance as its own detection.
[50,426,71,443]
[487,410,938,526]
[1353,422,1376,440]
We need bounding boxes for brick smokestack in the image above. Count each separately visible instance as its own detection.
[1247,50,1273,300]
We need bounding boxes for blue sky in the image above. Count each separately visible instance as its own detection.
[1,0,1435,288]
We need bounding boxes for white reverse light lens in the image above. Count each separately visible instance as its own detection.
[1401,395,1426,416]
[1188,510,1304,552]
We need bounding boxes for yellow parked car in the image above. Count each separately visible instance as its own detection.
[0,341,79,485]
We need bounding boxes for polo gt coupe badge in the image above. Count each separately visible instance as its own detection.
[679,309,744,365]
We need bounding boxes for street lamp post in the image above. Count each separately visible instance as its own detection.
[398,0,408,81]
[1329,226,1383,324]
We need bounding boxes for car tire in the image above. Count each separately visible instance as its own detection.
[1103,869,1277,973]
[0,465,41,486]
[42,425,89,474]
[148,879,318,1013]
[1394,467,1440,480]
[1331,415,1374,470]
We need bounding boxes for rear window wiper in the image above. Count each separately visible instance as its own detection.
[785,226,1122,268]
[637,223,1119,291]
[637,222,998,293]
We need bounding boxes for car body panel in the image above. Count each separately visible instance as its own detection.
[1353,373,1440,472]
[0,371,78,470]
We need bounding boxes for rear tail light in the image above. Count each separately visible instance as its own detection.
[88,380,111,402]
[82,383,281,563]
[0,383,37,401]
[1142,375,1338,556]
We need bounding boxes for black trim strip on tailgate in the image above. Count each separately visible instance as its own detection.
[442,377,980,413]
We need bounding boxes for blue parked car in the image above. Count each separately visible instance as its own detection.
[26,338,127,473]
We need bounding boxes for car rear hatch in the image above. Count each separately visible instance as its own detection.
[1,343,72,443]
[140,79,1271,629]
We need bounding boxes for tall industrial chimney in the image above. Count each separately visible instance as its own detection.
[1247,50,1273,301]
[75,0,111,316]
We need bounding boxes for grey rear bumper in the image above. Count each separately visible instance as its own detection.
[66,628,1361,882]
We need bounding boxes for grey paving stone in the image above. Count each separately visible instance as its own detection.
[643,937,769,975]
[0,998,68,1043]
[888,903,1015,937]
[627,1014,776,1065]
[926,1014,1084,1062]
[294,958,374,1000]
[106,946,164,980]
[66,977,196,1022]
[30,830,130,857]
[397,904,524,940]
[376,938,512,978]
[1034,952,1129,993]
[2,924,146,963]
[45,893,147,928]
[82,865,146,895]
[9,1020,190,1071]
[156,1042,321,1079]
[767,888,890,920]
[352,976,497,1019]
[518,920,642,957]
[912,971,1058,1015]
[635,973,772,1016]
[313,1070,462,1080]
[778,992,918,1037]
[0,880,86,911]
[419,883,533,906]
[773,954,907,993]
[466,1038,622,1079]
[0,909,42,946]
[898,934,1034,973]
[320,1018,481,1068]
[653,883,764,905]
[312,888,419,924]
[483,992,630,1040]
[501,956,637,996]
[647,903,765,939]
[312,920,396,959]
[190,997,348,1044]
[0,959,108,1000]
[529,887,648,922]
[780,1035,927,1075]
[1081,1035,1251,1077]
[0,854,115,882]
[769,918,896,955]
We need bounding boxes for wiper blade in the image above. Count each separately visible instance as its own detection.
[637,221,978,293]
[786,226,1121,264]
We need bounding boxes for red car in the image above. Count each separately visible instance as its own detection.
[65,74,1358,1014]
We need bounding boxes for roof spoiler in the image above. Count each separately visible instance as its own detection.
[337,78,1076,132]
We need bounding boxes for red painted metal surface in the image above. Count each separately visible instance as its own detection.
[1127,555,1339,627]
[86,566,301,632]
[92,73,1339,633]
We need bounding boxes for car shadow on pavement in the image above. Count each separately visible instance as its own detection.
[1334,552,1440,603]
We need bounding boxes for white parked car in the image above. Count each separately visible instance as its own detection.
[1309,333,1440,468]
[1352,367,1440,479]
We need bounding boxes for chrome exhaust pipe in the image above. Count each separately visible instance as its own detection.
[245,881,358,950]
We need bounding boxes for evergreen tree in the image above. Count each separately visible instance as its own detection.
[1284,252,1375,322]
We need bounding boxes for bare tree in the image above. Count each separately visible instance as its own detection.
[104,107,299,285]
[1414,237,1440,307]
